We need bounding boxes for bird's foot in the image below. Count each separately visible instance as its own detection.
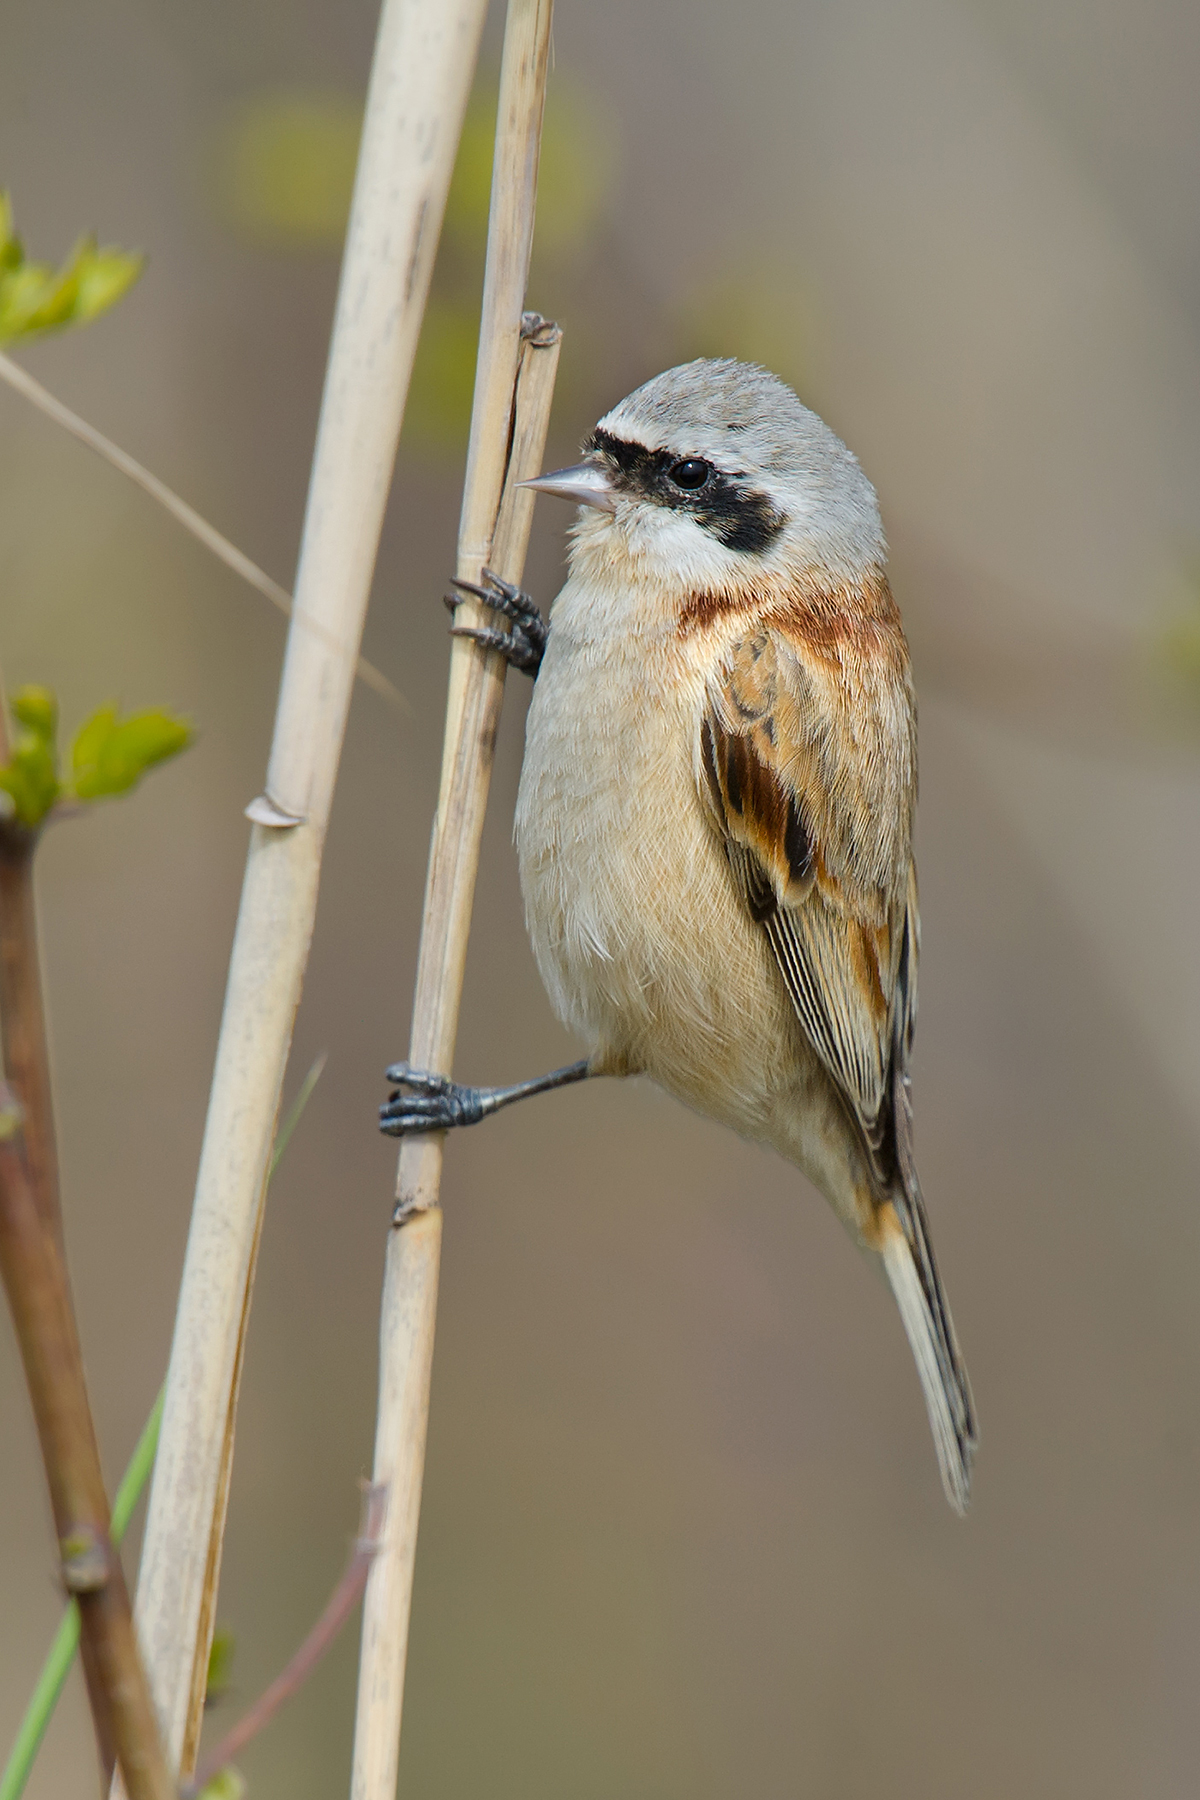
[444,567,547,676]
[380,1056,592,1138]
[380,1064,490,1135]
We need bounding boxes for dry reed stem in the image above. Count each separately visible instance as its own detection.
[350,4,556,1793]
[122,0,490,1782]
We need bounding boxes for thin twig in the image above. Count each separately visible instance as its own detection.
[351,5,556,1795]
[0,1086,172,1800]
[0,797,124,1780]
[126,1,491,1783]
[0,351,408,717]
[0,825,62,1252]
[180,1485,387,1799]
[3,1050,326,1800]
[0,1384,165,1800]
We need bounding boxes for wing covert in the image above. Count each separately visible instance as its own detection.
[699,620,916,1168]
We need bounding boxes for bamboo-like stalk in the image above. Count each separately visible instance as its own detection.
[124,0,489,1782]
[350,4,556,1793]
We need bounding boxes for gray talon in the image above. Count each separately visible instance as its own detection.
[444,567,547,677]
[378,1056,592,1143]
[383,1062,450,1093]
[381,1064,487,1135]
[449,623,543,674]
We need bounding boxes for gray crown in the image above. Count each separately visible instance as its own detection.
[597,358,885,569]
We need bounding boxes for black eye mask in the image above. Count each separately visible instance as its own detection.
[585,428,787,555]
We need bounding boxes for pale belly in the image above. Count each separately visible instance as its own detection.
[513,614,872,1230]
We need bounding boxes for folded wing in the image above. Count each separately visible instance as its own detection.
[698,619,914,1180]
[698,616,976,1510]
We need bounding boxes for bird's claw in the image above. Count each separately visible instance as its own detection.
[380,1063,487,1134]
[442,566,547,677]
[448,623,543,673]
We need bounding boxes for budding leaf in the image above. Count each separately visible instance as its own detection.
[69,704,193,801]
[12,684,58,737]
[0,193,144,344]
[0,684,61,828]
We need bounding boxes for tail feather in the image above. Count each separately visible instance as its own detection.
[876,1060,977,1513]
[880,1197,976,1513]
[879,1070,977,1512]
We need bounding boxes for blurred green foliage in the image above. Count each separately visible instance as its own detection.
[673,263,812,395]
[440,81,614,260]
[0,685,192,831]
[215,94,362,248]
[195,1771,245,1800]
[0,193,143,346]
[212,78,616,453]
[1152,561,1200,726]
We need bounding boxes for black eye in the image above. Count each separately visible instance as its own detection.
[668,458,712,491]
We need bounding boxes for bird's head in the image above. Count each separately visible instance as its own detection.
[523,359,885,601]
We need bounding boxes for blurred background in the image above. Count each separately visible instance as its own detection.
[3,0,1200,1794]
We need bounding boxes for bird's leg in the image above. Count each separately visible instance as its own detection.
[443,566,548,677]
[380,1058,590,1136]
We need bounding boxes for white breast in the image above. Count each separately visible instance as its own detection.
[515,571,686,1047]
[514,570,802,1126]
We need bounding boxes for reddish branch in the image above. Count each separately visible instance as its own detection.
[0,724,171,1799]
[0,830,63,1249]
[0,1083,173,1800]
[182,1484,389,1798]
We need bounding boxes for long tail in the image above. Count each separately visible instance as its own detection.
[879,1075,977,1513]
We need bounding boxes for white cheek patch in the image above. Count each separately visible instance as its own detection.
[619,504,761,590]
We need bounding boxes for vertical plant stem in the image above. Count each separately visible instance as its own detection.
[2,1049,327,1800]
[125,0,490,1783]
[0,809,131,1782]
[0,833,63,1251]
[4,1047,325,1800]
[183,1484,388,1799]
[350,4,557,1794]
[0,1092,172,1800]
[0,1385,165,1800]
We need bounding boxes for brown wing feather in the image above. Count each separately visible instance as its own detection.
[700,613,977,1503]
[699,615,916,1177]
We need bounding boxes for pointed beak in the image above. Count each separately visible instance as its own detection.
[519,459,618,513]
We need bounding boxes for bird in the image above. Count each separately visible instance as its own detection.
[383,357,977,1513]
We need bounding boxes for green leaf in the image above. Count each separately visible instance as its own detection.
[0,685,61,829]
[68,703,118,782]
[69,704,193,802]
[0,197,143,344]
[71,239,145,326]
